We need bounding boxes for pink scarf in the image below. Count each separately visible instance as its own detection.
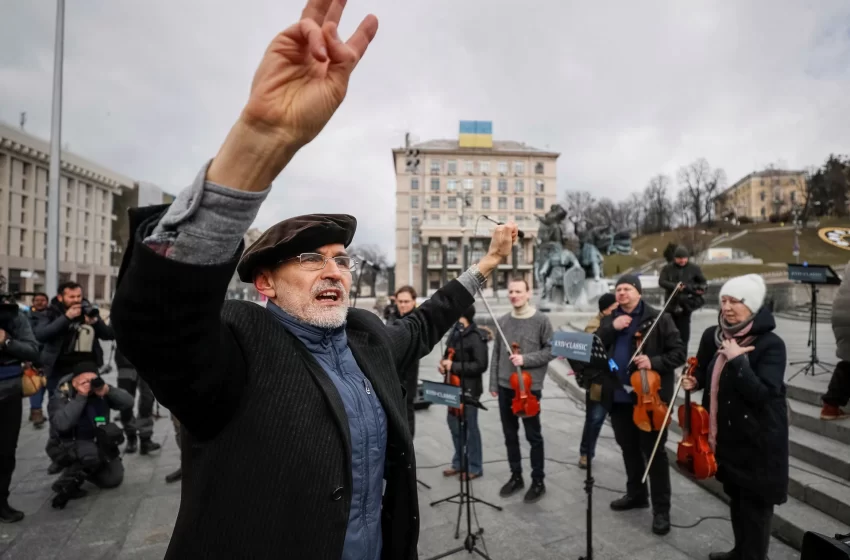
[708,321,756,452]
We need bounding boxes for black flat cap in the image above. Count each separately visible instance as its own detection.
[236,214,357,282]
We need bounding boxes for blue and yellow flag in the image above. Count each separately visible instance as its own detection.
[458,121,493,148]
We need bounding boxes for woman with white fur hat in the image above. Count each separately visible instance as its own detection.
[681,274,788,560]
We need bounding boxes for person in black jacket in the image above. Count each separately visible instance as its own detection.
[658,246,706,348]
[438,306,488,480]
[682,274,787,560]
[595,274,686,536]
[0,294,40,522]
[26,292,50,429]
[115,346,161,455]
[109,9,519,553]
[391,286,419,436]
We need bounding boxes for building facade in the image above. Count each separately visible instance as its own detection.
[715,169,807,222]
[111,180,175,269]
[0,122,133,303]
[393,122,560,295]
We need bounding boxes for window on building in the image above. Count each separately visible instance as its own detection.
[514,180,524,193]
[464,160,474,174]
[462,179,474,191]
[430,178,440,191]
[479,161,490,174]
[535,197,545,210]
[535,180,545,193]
[498,161,508,175]
[447,197,457,209]
[471,240,486,263]
[790,191,796,202]
[430,160,441,174]
[481,196,491,209]
[498,179,507,192]
[760,191,766,201]
[411,177,419,190]
[447,180,457,191]
[760,207,766,217]
[430,195,440,209]
[447,160,457,174]
[498,197,507,210]
[515,198,524,210]
[481,179,490,192]
[534,162,544,174]
[412,249,420,265]
[514,161,525,175]
[446,240,458,264]
[410,196,419,209]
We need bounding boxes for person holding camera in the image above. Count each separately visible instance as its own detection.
[0,293,40,522]
[659,246,707,348]
[46,361,134,508]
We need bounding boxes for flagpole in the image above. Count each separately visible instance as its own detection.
[46,0,65,297]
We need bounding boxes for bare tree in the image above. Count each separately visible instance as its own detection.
[562,190,596,234]
[675,189,691,228]
[703,168,726,224]
[676,158,726,225]
[643,174,674,233]
[626,192,644,234]
[348,244,389,295]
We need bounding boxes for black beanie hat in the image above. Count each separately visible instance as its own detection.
[598,292,617,312]
[616,274,642,294]
[674,246,689,258]
[71,361,99,378]
[460,305,476,323]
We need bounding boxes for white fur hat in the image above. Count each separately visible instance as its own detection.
[719,274,766,313]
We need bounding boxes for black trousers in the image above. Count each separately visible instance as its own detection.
[497,386,545,480]
[724,481,773,560]
[609,402,671,514]
[823,360,850,408]
[671,312,692,349]
[404,370,418,438]
[0,396,22,501]
[117,376,156,440]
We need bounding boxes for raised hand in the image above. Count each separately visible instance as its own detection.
[208,0,379,192]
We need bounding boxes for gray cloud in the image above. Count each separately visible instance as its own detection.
[2,1,849,262]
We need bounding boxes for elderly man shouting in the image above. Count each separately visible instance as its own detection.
[109,1,518,559]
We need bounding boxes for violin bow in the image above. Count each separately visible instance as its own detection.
[475,286,515,356]
[627,282,684,369]
[641,367,687,484]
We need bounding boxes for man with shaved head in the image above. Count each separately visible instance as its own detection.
[110,2,519,559]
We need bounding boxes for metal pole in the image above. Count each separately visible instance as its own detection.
[408,213,413,288]
[46,0,65,297]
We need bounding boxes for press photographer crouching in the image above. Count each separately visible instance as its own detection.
[0,293,40,522]
[46,361,134,509]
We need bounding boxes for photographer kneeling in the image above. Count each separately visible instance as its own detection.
[46,361,133,508]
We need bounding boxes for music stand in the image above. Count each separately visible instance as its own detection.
[424,327,500,560]
[787,263,841,382]
[551,330,614,560]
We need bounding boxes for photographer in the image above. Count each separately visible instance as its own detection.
[0,292,40,522]
[115,346,161,455]
[46,361,133,508]
[659,246,707,348]
[26,292,50,429]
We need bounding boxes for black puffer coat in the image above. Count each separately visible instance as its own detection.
[692,307,789,505]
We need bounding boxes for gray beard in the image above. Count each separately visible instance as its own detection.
[273,297,349,329]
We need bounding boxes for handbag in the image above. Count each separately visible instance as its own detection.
[21,363,46,398]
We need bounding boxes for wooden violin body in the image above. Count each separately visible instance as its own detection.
[676,357,717,479]
[445,348,463,417]
[630,331,670,432]
[510,343,540,418]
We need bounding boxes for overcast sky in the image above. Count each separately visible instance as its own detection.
[2,1,849,261]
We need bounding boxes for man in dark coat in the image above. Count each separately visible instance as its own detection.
[658,246,706,348]
[595,274,686,536]
[110,4,518,558]
[391,286,420,436]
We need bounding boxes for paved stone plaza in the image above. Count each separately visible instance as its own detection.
[0,308,823,559]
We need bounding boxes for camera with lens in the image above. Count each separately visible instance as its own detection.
[90,376,105,390]
[81,302,99,319]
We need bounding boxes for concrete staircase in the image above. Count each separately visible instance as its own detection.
[775,303,832,324]
[547,351,850,552]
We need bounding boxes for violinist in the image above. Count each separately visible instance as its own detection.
[438,306,489,480]
[489,278,555,503]
[595,274,685,536]
[681,274,788,560]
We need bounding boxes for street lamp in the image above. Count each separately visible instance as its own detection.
[46,0,66,297]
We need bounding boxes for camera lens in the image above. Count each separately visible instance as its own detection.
[90,377,105,389]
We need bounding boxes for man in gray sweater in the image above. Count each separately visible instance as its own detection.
[489,278,555,503]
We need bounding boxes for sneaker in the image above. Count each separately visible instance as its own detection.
[499,473,524,497]
[610,494,650,511]
[578,456,588,469]
[0,502,23,523]
[124,438,138,454]
[821,404,849,421]
[652,512,671,535]
[30,408,46,429]
[165,468,182,484]
[47,461,63,475]
[140,439,161,455]
[523,479,546,503]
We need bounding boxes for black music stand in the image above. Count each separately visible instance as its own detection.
[787,263,841,382]
[552,331,613,560]
[425,327,500,560]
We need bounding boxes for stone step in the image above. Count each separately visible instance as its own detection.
[662,439,850,551]
[789,425,850,481]
[788,456,850,528]
[787,382,825,407]
[788,399,850,446]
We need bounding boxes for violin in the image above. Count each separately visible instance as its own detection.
[676,357,717,480]
[630,331,670,433]
[445,348,463,417]
[509,342,540,418]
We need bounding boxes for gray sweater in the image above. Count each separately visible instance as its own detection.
[489,310,555,392]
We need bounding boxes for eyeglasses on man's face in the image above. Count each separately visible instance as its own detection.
[283,253,357,272]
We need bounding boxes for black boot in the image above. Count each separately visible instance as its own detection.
[47,461,63,475]
[610,494,650,511]
[499,473,524,497]
[523,479,546,503]
[0,501,23,523]
[652,512,671,535]
[708,551,738,560]
[165,467,182,483]
[140,439,161,455]
[124,437,138,454]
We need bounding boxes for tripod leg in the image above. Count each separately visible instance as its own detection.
[467,495,503,511]
[417,479,432,489]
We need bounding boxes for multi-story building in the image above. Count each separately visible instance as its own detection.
[226,227,263,301]
[0,122,133,303]
[714,169,807,222]
[111,180,175,268]
[393,121,560,294]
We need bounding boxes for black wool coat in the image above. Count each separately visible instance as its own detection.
[110,205,475,560]
[692,307,789,505]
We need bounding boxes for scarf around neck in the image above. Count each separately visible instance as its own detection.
[511,303,536,319]
[708,313,757,451]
